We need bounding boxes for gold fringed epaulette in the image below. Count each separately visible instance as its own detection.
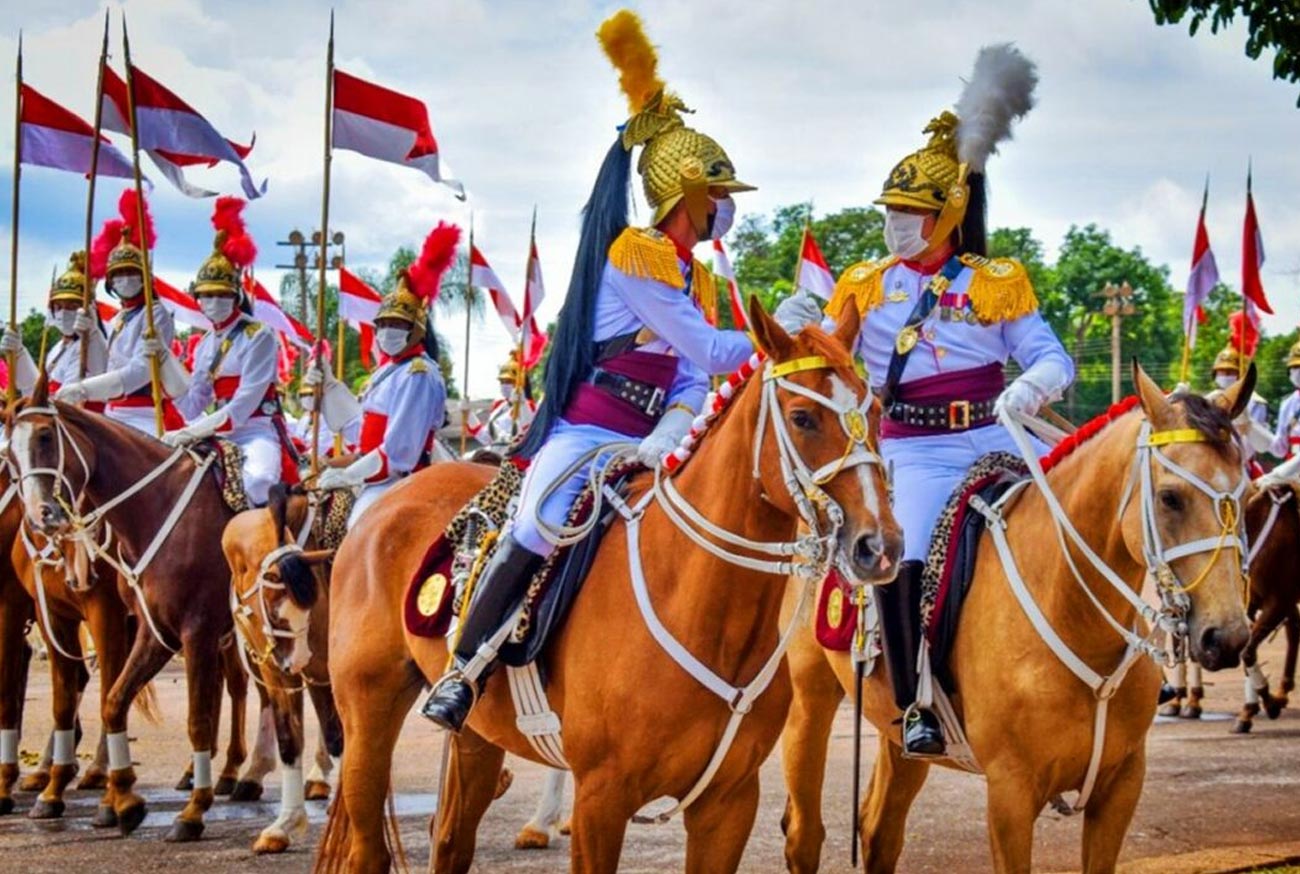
[242,320,265,339]
[608,227,685,290]
[691,259,718,324]
[825,257,895,319]
[408,358,431,375]
[959,254,1038,323]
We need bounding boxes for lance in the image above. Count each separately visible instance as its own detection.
[333,240,345,455]
[6,33,22,404]
[512,208,537,438]
[80,10,109,378]
[309,11,335,476]
[459,213,473,454]
[121,17,166,436]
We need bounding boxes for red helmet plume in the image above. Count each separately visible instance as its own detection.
[405,221,461,304]
[1228,311,1259,358]
[212,196,257,270]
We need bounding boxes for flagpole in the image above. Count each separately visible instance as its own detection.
[6,33,22,404]
[1240,161,1251,378]
[512,207,535,438]
[79,10,109,379]
[333,244,345,455]
[121,17,165,436]
[459,212,473,455]
[792,216,810,297]
[310,10,334,476]
[1179,176,1209,387]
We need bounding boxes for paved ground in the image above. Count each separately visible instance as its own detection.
[0,635,1296,874]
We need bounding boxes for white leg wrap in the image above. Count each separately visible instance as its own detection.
[106,732,131,771]
[0,730,17,765]
[52,729,76,766]
[1244,673,1260,705]
[280,760,304,812]
[192,750,213,790]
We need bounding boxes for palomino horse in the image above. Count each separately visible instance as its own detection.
[780,366,1253,874]
[6,388,246,840]
[316,300,903,874]
[1233,462,1300,733]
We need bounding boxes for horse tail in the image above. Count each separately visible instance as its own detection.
[387,789,409,872]
[312,776,351,874]
[132,681,161,726]
[268,484,318,610]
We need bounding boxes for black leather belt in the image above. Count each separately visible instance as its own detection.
[886,398,996,431]
[589,368,666,418]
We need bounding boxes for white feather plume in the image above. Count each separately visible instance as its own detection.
[955,44,1038,173]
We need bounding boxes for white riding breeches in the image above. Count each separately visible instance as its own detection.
[227,424,282,507]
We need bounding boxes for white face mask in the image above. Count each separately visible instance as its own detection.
[709,196,736,240]
[299,394,316,413]
[51,309,79,337]
[884,209,929,260]
[112,275,143,299]
[1291,367,1300,389]
[500,383,516,401]
[1214,373,1236,390]
[199,296,235,325]
[377,327,411,358]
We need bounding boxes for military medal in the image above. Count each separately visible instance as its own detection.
[417,573,448,617]
[827,587,844,629]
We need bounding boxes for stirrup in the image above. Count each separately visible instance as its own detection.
[430,669,480,705]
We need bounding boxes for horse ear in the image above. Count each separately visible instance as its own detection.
[1132,359,1176,430]
[832,300,860,353]
[748,294,793,359]
[31,370,49,407]
[1212,361,1256,421]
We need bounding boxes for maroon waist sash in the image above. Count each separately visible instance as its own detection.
[563,349,679,439]
[882,362,1005,439]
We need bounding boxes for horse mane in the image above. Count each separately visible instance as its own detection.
[268,483,318,610]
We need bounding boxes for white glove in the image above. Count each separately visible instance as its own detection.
[141,335,165,356]
[996,357,1071,419]
[156,345,190,398]
[53,381,87,405]
[303,365,325,389]
[773,289,824,334]
[637,407,694,468]
[315,449,383,490]
[0,328,36,394]
[313,367,361,432]
[53,369,124,404]
[1258,455,1300,489]
[994,378,1048,418]
[0,328,23,355]
[160,409,228,448]
[72,309,94,336]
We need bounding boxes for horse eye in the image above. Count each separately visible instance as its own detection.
[1159,489,1183,512]
[790,410,816,431]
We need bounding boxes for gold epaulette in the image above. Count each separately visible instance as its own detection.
[826,257,896,319]
[960,254,1038,323]
[243,320,264,339]
[691,259,718,324]
[408,357,431,375]
[608,227,685,290]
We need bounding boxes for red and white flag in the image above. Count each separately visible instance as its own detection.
[332,69,463,199]
[96,300,120,323]
[1183,178,1219,347]
[18,84,135,180]
[470,245,519,336]
[101,66,264,199]
[797,228,835,301]
[245,276,315,349]
[712,239,745,329]
[520,237,548,367]
[338,266,383,369]
[153,276,208,330]
[1241,167,1273,328]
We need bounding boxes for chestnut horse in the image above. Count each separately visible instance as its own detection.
[780,367,1253,874]
[315,300,902,874]
[0,474,37,814]
[6,391,245,841]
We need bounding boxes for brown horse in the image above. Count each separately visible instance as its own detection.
[780,367,1253,874]
[5,391,244,841]
[315,300,902,874]
[0,473,37,814]
[1233,468,1300,733]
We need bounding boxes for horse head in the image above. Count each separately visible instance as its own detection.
[747,296,902,585]
[5,381,93,538]
[1131,362,1251,670]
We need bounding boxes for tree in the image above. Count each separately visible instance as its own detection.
[1149,1,1300,105]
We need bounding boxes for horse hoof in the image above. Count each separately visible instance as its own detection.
[117,802,147,837]
[19,772,50,793]
[304,780,330,801]
[77,768,109,791]
[27,798,65,820]
[1231,718,1253,734]
[559,819,571,836]
[228,780,263,802]
[92,802,118,829]
[1157,703,1181,718]
[165,818,205,843]
[514,825,551,850]
[0,797,13,816]
[1180,705,1202,719]
[213,776,237,797]
[253,833,290,854]
[494,767,514,800]
[174,773,193,792]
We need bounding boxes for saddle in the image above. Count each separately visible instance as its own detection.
[196,438,250,514]
[920,451,1027,689]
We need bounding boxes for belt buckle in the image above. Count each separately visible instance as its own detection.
[646,386,665,418]
[948,400,970,430]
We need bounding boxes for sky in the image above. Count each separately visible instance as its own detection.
[0,0,1298,399]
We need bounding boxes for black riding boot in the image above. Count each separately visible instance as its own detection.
[877,560,944,756]
[420,535,543,732]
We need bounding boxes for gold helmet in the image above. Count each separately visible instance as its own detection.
[877,111,968,235]
[91,190,155,282]
[106,229,147,280]
[1287,338,1300,369]
[375,282,428,344]
[49,251,88,306]
[192,197,256,296]
[1216,312,1258,375]
[1212,344,1244,375]
[376,222,463,346]
[599,10,755,230]
[498,349,523,384]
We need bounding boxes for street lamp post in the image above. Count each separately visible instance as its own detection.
[1100,281,1137,404]
[275,229,344,381]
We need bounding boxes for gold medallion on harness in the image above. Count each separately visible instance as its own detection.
[827,587,844,628]
[895,326,919,355]
[417,573,448,617]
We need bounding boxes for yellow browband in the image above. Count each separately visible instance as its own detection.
[766,356,830,380]
[1147,429,1208,447]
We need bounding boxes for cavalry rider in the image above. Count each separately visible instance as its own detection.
[311,224,453,526]
[1271,338,1300,461]
[778,46,1072,756]
[421,10,792,732]
[0,252,108,400]
[161,198,291,508]
[1208,317,1271,470]
[475,350,537,445]
[54,192,187,432]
